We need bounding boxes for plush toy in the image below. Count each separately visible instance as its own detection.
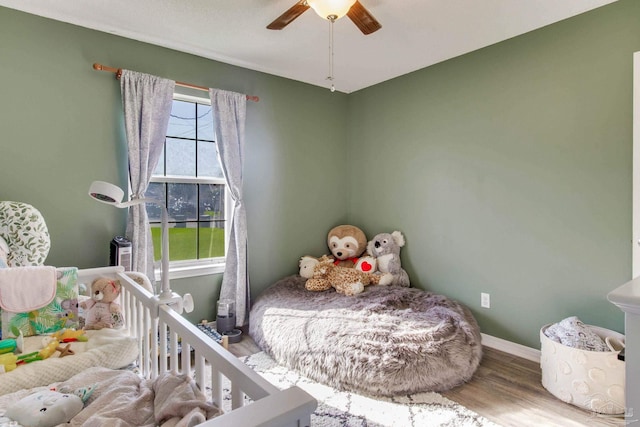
[299,254,333,279]
[58,298,79,326]
[303,256,392,296]
[2,386,94,427]
[327,225,377,272]
[366,231,411,287]
[79,277,124,330]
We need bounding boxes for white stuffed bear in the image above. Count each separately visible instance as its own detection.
[366,231,410,287]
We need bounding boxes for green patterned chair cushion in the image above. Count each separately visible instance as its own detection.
[0,201,50,266]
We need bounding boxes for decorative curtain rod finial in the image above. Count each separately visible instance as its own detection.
[92,63,122,79]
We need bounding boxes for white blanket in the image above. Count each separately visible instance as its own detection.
[0,329,138,396]
[0,367,220,426]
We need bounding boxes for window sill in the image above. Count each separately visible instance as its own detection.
[154,260,225,281]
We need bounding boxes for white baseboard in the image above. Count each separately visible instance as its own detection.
[481,333,541,363]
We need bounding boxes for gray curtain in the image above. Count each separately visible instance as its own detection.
[120,70,175,289]
[209,89,248,327]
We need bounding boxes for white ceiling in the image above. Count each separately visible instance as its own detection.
[0,0,619,93]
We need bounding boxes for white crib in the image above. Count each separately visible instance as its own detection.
[78,266,317,427]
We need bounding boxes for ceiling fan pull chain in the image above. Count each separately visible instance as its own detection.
[327,16,336,92]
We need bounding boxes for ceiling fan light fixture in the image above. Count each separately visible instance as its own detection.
[307,0,357,20]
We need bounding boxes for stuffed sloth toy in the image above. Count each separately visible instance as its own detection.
[367,231,411,287]
[300,255,392,296]
[327,224,377,272]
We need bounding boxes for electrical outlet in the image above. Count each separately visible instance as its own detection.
[481,293,491,308]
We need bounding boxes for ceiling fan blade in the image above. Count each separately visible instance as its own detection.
[267,1,310,30]
[347,1,381,35]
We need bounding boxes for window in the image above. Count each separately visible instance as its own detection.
[144,94,228,279]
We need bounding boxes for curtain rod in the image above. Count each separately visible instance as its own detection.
[92,63,259,102]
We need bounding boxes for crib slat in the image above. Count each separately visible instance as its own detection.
[194,352,205,390]
[231,383,243,410]
[212,366,223,407]
[143,310,150,377]
[159,321,168,373]
[150,317,159,378]
[181,341,192,373]
[122,289,131,332]
[170,330,179,371]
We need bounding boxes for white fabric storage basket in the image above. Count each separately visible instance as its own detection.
[540,324,625,415]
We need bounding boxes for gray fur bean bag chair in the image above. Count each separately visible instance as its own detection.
[249,275,482,397]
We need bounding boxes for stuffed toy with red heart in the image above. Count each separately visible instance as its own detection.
[297,225,395,295]
[326,224,377,272]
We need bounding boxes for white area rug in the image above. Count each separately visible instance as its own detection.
[237,351,501,427]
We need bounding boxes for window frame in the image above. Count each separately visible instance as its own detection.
[148,93,230,280]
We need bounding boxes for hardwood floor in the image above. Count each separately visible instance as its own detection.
[440,347,623,427]
[228,331,624,427]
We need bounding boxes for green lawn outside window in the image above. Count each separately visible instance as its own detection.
[151,227,225,261]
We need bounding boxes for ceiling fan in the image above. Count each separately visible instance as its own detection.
[267,0,381,35]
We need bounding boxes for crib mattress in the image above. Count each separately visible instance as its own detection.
[0,329,138,396]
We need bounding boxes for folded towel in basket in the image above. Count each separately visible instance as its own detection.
[0,266,57,312]
[544,316,609,352]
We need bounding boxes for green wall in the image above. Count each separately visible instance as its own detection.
[0,6,349,323]
[1,0,639,347]
[348,0,640,347]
